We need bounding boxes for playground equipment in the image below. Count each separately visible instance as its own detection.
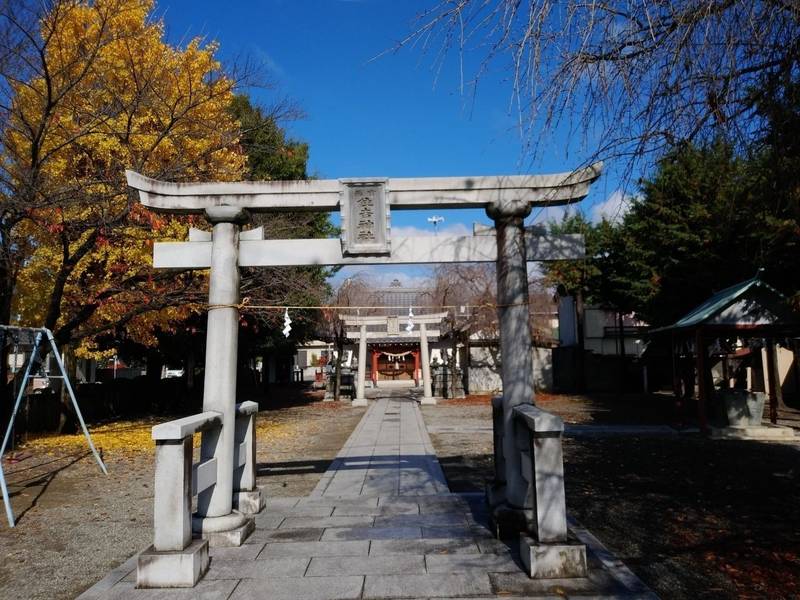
[0,325,107,527]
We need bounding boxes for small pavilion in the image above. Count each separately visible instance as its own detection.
[652,272,800,432]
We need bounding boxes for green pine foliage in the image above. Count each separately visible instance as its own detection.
[546,136,799,328]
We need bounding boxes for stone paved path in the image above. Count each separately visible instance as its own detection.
[79,392,657,599]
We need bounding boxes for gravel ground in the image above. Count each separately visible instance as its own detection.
[0,392,363,600]
[423,393,800,600]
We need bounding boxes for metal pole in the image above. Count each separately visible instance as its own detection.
[0,331,42,459]
[45,329,108,475]
[0,329,44,528]
[0,457,13,527]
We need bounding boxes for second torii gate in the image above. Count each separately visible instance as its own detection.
[340,312,447,405]
[125,164,602,586]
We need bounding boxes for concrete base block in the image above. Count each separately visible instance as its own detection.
[201,518,255,548]
[520,534,587,579]
[711,424,796,441]
[136,539,209,588]
[420,396,437,405]
[233,488,265,514]
[351,397,368,407]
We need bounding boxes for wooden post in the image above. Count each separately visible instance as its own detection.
[765,338,780,424]
[671,333,683,427]
[695,328,708,434]
[371,350,379,386]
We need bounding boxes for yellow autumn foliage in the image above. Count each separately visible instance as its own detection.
[5,0,246,355]
[23,414,294,455]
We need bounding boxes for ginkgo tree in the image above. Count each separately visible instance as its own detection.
[0,0,247,366]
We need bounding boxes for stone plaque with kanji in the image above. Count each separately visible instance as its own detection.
[340,179,390,255]
[387,316,399,336]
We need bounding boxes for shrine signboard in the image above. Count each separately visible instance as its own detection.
[340,179,390,255]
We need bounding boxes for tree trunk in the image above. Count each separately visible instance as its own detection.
[186,350,195,391]
[575,290,586,392]
[617,311,626,394]
[146,351,164,383]
[57,345,78,434]
[0,250,16,434]
[334,339,343,401]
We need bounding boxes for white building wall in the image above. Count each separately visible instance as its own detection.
[466,345,553,393]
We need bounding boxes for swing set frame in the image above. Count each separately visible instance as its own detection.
[0,325,107,527]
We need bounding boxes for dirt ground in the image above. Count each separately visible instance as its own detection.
[0,388,363,600]
[424,393,800,600]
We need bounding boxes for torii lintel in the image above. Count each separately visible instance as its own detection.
[125,164,603,213]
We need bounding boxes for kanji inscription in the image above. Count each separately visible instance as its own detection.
[341,179,390,255]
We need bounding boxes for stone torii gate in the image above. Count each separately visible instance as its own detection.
[126,165,601,586]
[340,312,447,406]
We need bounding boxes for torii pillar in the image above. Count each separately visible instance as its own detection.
[193,206,253,542]
[353,325,369,407]
[419,322,434,404]
[487,198,536,530]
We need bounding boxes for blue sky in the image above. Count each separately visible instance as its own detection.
[156,0,626,285]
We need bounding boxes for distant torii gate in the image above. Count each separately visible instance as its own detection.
[340,312,447,405]
[125,165,602,587]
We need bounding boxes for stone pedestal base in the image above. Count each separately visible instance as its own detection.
[233,488,265,514]
[420,396,437,405]
[192,511,254,548]
[711,424,796,441]
[136,539,209,588]
[351,397,368,407]
[520,534,587,579]
[202,518,255,547]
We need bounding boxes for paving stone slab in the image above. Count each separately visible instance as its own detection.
[422,526,490,539]
[475,538,515,554]
[250,527,324,543]
[321,525,422,541]
[307,555,426,576]
[299,497,380,508]
[269,505,335,518]
[251,515,285,529]
[230,575,365,600]
[264,497,300,509]
[279,515,375,529]
[205,557,309,579]
[373,513,467,528]
[425,553,521,573]
[332,503,420,517]
[369,538,481,556]
[89,580,238,600]
[208,543,265,561]
[258,540,370,559]
[363,573,493,599]
[76,555,138,598]
[490,569,626,597]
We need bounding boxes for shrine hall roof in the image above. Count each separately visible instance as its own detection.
[651,271,798,333]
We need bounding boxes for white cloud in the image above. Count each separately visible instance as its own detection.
[390,223,472,238]
[529,205,570,225]
[249,44,285,78]
[591,190,633,223]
